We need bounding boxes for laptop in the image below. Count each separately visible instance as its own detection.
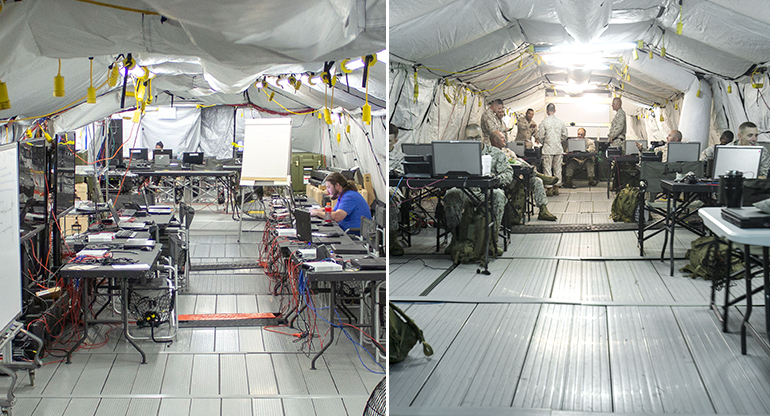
[721,207,770,228]
[567,139,587,153]
[154,154,170,167]
[508,141,526,157]
[667,142,701,162]
[350,257,386,270]
[432,141,482,177]
[712,145,764,179]
[108,199,148,229]
[625,140,642,155]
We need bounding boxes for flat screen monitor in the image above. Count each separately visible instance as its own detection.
[55,143,76,215]
[401,143,432,157]
[18,138,47,218]
[667,142,701,162]
[567,139,587,152]
[431,141,482,177]
[153,148,172,159]
[129,148,149,161]
[294,208,312,243]
[625,140,642,155]
[183,152,204,165]
[712,145,764,179]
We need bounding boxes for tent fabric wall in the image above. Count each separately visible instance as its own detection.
[138,106,202,156]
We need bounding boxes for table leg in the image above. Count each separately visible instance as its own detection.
[764,247,769,340]
[67,278,90,364]
[122,280,146,364]
[723,240,732,332]
[311,281,335,369]
[480,187,492,275]
[668,195,676,276]
[742,244,752,355]
[661,190,671,263]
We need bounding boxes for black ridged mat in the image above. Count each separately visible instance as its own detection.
[509,223,639,233]
[190,260,261,271]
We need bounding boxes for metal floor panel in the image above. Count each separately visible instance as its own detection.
[190,354,219,395]
[650,260,713,302]
[94,398,130,416]
[560,306,612,412]
[161,354,194,395]
[313,398,350,416]
[548,201,569,213]
[158,398,192,416]
[566,201,582,213]
[220,354,249,396]
[283,398,315,416]
[245,354,279,395]
[599,231,639,257]
[673,307,770,414]
[30,398,70,416]
[252,398,283,416]
[389,303,476,408]
[325,354,370,397]
[101,355,140,395]
[412,304,519,407]
[296,354,339,395]
[461,304,541,407]
[511,234,562,257]
[638,307,714,413]
[430,259,511,298]
[71,354,116,395]
[556,233,600,257]
[607,306,664,413]
[490,259,558,298]
[215,328,240,351]
[628,261,675,302]
[62,399,100,416]
[130,354,168,394]
[189,399,220,416]
[42,358,87,396]
[126,399,161,416]
[551,260,582,300]
[221,398,252,416]
[273,353,309,394]
[604,262,644,302]
[238,327,265,352]
[591,213,612,224]
[390,258,453,297]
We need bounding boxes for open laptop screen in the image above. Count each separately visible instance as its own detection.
[294,208,312,243]
[667,142,701,162]
[712,145,763,179]
[432,141,482,177]
[567,139,587,152]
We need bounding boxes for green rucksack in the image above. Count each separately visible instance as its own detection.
[611,184,640,222]
[681,235,743,280]
[389,302,433,364]
[445,204,488,264]
[503,181,526,227]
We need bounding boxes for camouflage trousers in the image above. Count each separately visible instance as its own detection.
[611,138,624,152]
[565,157,596,178]
[443,187,506,235]
[529,176,547,206]
[389,187,400,230]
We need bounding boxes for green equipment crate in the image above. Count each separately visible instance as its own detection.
[291,152,325,192]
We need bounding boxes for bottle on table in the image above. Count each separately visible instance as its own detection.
[324,202,332,223]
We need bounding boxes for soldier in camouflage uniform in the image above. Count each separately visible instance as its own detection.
[443,135,512,256]
[490,131,556,221]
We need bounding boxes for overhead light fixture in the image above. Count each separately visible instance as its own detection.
[343,58,366,72]
[543,42,637,54]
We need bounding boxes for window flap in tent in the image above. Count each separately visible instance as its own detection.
[139,107,202,156]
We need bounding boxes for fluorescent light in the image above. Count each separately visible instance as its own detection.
[345,58,366,71]
[277,77,292,88]
[547,42,637,54]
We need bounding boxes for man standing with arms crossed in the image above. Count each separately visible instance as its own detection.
[609,96,626,151]
[480,99,509,145]
[538,103,567,196]
[516,108,539,149]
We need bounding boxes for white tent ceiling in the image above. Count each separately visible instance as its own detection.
[390,0,770,106]
[0,0,385,127]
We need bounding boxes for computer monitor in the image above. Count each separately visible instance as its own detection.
[183,152,204,165]
[431,141,482,177]
[129,148,149,161]
[508,141,526,157]
[625,140,642,155]
[667,142,701,162]
[567,139,587,153]
[294,208,312,243]
[712,145,764,179]
[153,148,173,159]
[401,143,432,157]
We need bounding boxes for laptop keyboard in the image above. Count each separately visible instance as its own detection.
[115,230,137,238]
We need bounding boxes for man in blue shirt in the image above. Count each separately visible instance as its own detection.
[311,172,371,232]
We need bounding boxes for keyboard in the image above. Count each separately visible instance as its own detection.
[115,230,137,238]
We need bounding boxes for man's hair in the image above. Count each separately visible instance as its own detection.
[546,103,556,113]
[526,108,534,113]
[155,141,164,149]
[739,121,757,133]
[389,123,399,137]
[489,99,504,107]
[577,127,586,135]
[720,130,734,143]
[490,131,504,144]
[325,172,357,193]
[613,97,622,105]
[670,130,683,142]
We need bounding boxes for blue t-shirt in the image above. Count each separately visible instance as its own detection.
[335,190,371,232]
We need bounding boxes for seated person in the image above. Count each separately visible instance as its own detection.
[310,172,372,233]
[444,131,512,256]
[700,130,733,161]
[637,129,682,162]
[489,131,557,221]
[155,141,164,150]
[729,121,769,178]
[564,127,597,188]
[389,123,404,256]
